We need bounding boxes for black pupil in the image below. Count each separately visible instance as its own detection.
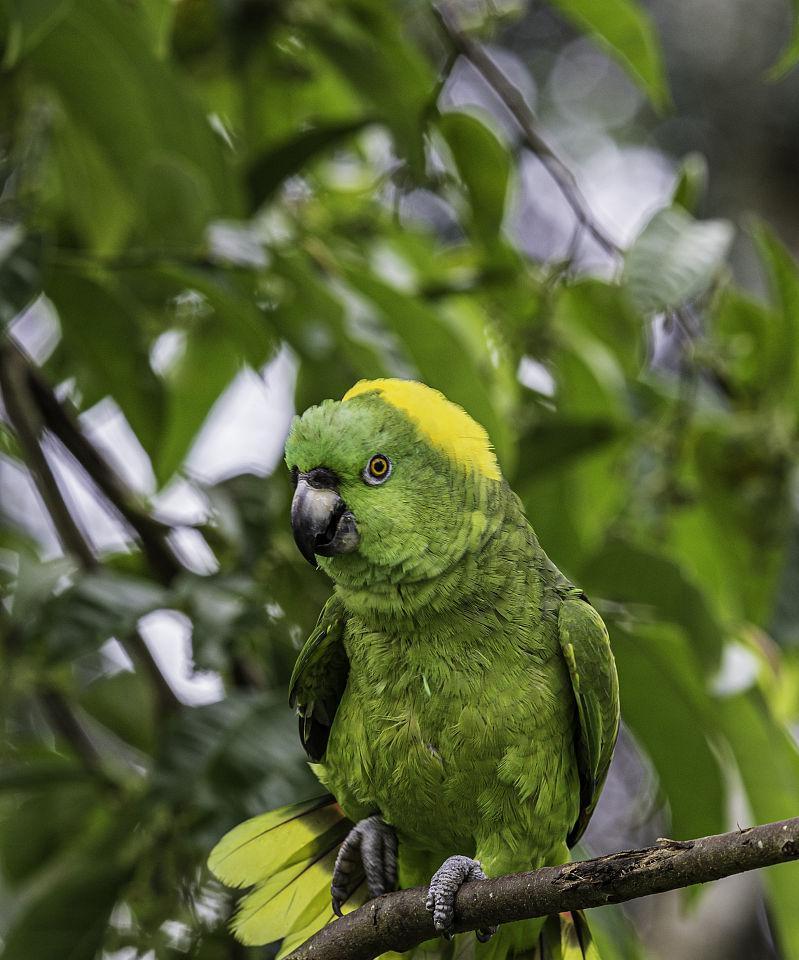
[371,458,386,475]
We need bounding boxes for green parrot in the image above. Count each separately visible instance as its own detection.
[208,379,619,959]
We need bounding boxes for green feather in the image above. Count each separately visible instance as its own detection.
[207,795,347,888]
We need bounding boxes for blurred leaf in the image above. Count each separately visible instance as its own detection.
[582,538,724,668]
[710,287,785,405]
[80,670,156,754]
[0,0,71,67]
[753,223,799,400]
[547,0,670,111]
[720,690,799,958]
[612,619,725,840]
[0,226,42,325]
[155,323,244,486]
[155,694,315,819]
[24,0,239,251]
[1,859,130,960]
[247,118,372,210]
[767,0,799,79]
[671,152,708,214]
[10,553,75,625]
[553,279,644,376]
[0,757,92,791]
[516,417,626,480]
[48,114,135,255]
[623,206,733,315]
[36,570,166,662]
[438,111,511,245]
[0,782,97,883]
[46,269,164,451]
[303,1,433,174]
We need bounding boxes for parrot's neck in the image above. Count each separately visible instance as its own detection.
[333,484,554,630]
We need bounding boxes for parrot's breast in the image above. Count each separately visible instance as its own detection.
[320,606,579,865]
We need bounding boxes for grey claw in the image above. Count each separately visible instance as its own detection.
[426,855,494,940]
[332,815,397,915]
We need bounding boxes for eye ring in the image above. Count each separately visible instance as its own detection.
[363,454,392,485]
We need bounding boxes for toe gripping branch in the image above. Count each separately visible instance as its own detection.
[331,815,398,916]
[426,855,496,942]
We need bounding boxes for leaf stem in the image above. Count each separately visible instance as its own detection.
[433,5,622,260]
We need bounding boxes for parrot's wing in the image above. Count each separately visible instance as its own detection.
[289,594,349,762]
[557,594,620,847]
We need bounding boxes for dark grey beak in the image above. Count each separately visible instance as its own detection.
[290,471,360,567]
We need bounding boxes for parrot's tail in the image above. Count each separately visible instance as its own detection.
[536,910,601,959]
[207,794,364,957]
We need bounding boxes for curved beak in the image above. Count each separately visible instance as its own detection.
[290,475,360,566]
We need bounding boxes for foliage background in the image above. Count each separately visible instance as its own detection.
[1,1,799,958]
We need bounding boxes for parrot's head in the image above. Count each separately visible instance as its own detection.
[284,379,503,592]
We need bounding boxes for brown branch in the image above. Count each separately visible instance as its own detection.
[433,5,622,260]
[0,342,181,716]
[286,817,799,960]
[0,345,96,567]
[21,352,182,585]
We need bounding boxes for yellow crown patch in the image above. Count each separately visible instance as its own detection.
[343,379,501,481]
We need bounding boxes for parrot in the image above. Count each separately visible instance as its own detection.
[208,378,620,960]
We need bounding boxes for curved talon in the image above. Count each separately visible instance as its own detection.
[331,815,397,916]
[426,854,495,941]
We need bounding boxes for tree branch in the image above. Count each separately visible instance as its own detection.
[0,342,181,716]
[21,352,182,585]
[433,5,622,260]
[286,817,799,960]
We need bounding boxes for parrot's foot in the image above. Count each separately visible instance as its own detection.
[331,814,397,916]
[426,855,497,942]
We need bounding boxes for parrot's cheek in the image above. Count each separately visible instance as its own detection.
[290,476,360,565]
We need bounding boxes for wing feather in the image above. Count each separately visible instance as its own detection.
[289,595,349,761]
[557,594,620,847]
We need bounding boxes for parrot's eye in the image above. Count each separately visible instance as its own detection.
[363,454,392,485]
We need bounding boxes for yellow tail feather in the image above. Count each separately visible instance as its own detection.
[208,795,351,947]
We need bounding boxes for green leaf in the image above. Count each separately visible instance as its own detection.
[0,757,91,791]
[753,222,799,398]
[437,111,511,245]
[36,570,166,662]
[0,0,71,67]
[304,2,433,174]
[767,0,799,79]
[711,287,785,404]
[581,538,724,668]
[553,278,644,376]
[0,225,42,325]
[623,206,733,315]
[515,417,625,481]
[720,691,799,958]
[155,694,315,817]
[547,0,670,111]
[611,619,725,840]
[1,859,130,960]
[25,0,240,251]
[46,269,164,451]
[671,152,708,214]
[80,670,156,754]
[247,118,372,210]
[155,323,243,486]
[0,783,97,883]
